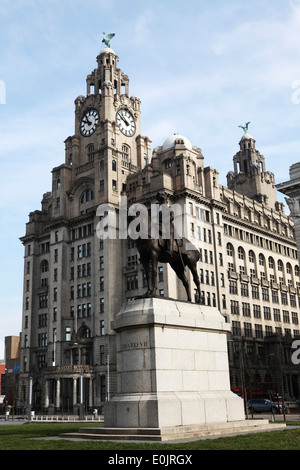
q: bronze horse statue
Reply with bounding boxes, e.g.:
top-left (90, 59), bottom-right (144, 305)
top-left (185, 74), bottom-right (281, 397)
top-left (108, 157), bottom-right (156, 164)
top-left (135, 235), bottom-right (201, 303)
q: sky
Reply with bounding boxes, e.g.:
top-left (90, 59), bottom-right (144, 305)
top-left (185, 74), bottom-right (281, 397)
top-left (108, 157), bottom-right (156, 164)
top-left (1, 0), bottom-right (300, 359)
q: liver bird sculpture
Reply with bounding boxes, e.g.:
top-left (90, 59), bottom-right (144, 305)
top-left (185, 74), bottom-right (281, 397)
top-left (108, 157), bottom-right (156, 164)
top-left (238, 121), bottom-right (250, 133)
top-left (102, 33), bottom-right (115, 48)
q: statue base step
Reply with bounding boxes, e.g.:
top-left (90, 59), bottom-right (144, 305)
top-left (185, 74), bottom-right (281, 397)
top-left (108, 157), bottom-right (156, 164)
top-left (61, 420), bottom-right (286, 442)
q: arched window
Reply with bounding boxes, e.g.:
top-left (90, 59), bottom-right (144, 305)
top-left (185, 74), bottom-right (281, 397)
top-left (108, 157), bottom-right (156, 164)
top-left (226, 243), bottom-right (234, 257)
top-left (87, 144), bottom-right (94, 162)
top-left (249, 250), bottom-right (255, 263)
top-left (268, 257), bottom-right (274, 269)
top-left (238, 247), bottom-right (245, 260)
top-left (41, 260), bottom-right (49, 273)
top-left (80, 189), bottom-right (94, 204)
top-left (295, 265), bottom-right (300, 277)
top-left (259, 254), bottom-right (265, 266)
top-left (122, 144), bottom-right (130, 161)
top-left (81, 327), bottom-right (91, 338)
top-left (286, 262), bottom-right (292, 275)
top-left (277, 260), bottom-right (283, 272)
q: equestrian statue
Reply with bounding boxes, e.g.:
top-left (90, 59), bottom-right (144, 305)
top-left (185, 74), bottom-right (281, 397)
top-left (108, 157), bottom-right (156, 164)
top-left (130, 193), bottom-right (201, 303)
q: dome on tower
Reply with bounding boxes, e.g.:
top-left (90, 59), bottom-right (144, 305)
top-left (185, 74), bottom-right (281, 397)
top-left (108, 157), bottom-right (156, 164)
top-left (100, 47), bottom-right (115, 55)
top-left (241, 132), bottom-right (254, 140)
top-left (162, 133), bottom-right (193, 151)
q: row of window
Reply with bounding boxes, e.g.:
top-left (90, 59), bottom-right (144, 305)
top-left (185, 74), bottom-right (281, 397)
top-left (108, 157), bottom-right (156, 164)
top-left (228, 280), bottom-right (299, 305)
top-left (224, 224), bottom-right (297, 259)
top-left (226, 243), bottom-right (299, 277)
top-left (231, 320), bottom-right (300, 339)
top-left (230, 301), bottom-right (299, 323)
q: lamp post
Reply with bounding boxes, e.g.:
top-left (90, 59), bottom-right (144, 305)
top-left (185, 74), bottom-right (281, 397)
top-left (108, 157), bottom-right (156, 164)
top-left (28, 376), bottom-right (32, 422)
top-left (79, 372), bottom-right (84, 420)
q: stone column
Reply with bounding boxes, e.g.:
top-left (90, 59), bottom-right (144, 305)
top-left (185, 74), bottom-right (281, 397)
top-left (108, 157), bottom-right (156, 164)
top-left (56, 378), bottom-right (60, 409)
top-left (89, 378), bottom-right (93, 408)
top-left (73, 378), bottom-right (77, 407)
top-left (44, 380), bottom-right (49, 408)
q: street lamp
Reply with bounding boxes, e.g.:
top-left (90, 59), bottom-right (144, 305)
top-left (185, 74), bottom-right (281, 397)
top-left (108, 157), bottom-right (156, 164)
top-left (28, 376), bottom-right (32, 422)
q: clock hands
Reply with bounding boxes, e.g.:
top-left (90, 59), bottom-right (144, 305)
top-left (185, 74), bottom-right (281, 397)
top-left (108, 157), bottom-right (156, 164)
top-left (118, 112), bottom-right (130, 127)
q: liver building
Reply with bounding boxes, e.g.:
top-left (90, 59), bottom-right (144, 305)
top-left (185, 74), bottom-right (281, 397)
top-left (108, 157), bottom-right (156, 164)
top-left (19, 41), bottom-right (300, 413)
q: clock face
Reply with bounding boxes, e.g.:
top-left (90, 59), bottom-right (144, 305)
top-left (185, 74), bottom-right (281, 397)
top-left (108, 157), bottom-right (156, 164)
top-left (116, 108), bottom-right (136, 137)
top-left (80, 109), bottom-right (99, 137)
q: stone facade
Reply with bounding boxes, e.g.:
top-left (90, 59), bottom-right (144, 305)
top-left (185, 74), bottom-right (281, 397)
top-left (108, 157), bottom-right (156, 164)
top-left (18, 45), bottom-right (300, 413)
top-left (277, 162), bottom-right (300, 261)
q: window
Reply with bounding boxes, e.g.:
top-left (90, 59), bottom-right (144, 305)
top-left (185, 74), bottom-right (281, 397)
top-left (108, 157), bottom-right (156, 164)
top-left (230, 300), bottom-right (239, 314)
top-left (122, 144), bottom-right (130, 161)
top-left (41, 260), bottom-right (49, 273)
top-left (253, 304), bottom-right (261, 318)
top-left (66, 327), bottom-right (71, 341)
top-left (249, 250), bottom-right (255, 263)
top-left (281, 292), bottom-right (288, 305)
top-left (232, 321), bottom-right (241, 336)
top-left (242, 302), bottom-right (250, 317)
top-left (262, 288), bottom-right (269, 301)
top-left (238, 247), bottom-right (244, 260)
top-left (241, 283), bottom-right (249, 297)
top-left (255, 324), bottom-right (263, 339)
top-left (100, 180), bottom-right (104, 191)
top-left (87, 144), bottom-right (94, 161)
top-left (252, 285), bottom-right (260, 299)
top-left (100, 320), bottom-right (105, 336)
top-left (263, 306), bottom-right (271, 320)
top-left (272, 290), bottom-right (279, 303)
top-left (227, 243), bottom-right (234, 257)
top-left (244, 323), bottom-right (252, 338)
top-left (283, 310), bottom-right (290, 323)
top-left (229, 280), bottom-right (238, 294)
top-left (112, 160), bottom-right (117, 171)
top-left (273, 309), bottom-right (281, 322)
top-left (259, 254), bottom-right (265, 266)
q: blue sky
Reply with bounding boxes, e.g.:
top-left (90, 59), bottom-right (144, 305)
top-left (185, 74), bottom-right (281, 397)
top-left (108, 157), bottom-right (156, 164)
top-left (1, 0), bottom-right (300, 358)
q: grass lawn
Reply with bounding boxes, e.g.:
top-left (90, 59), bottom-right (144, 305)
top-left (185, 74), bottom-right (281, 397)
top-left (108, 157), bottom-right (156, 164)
top-left (0, 421), bottom-right (300, 450)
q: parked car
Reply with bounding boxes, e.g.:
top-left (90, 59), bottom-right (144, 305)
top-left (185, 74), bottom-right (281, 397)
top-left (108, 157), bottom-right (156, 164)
top-left (247, 398), bottom-right (280, 414)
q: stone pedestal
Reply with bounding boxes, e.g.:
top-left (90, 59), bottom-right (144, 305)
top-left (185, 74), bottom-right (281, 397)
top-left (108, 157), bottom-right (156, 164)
top-left (104, 298), bottom-right (245, 429)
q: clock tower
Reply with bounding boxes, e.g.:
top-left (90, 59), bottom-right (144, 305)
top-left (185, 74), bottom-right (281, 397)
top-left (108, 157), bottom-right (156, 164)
top-left (63, 45), bottom-right (151, 210)
top-left (19, 40), bottom-right (151, 412)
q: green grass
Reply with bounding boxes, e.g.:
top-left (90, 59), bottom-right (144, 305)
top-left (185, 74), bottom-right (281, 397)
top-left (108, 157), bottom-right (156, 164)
top-left (0, 421), bottom-right (300, 450)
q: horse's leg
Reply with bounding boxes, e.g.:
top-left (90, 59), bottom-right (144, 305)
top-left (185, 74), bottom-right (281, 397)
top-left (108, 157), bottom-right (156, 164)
top-left (171, 262), bottom-right (191, 302)
top-left (191, 264), bottom-right (201, 303)
top-left (141, 256), bottom-right (152, 296)
top-left (151, 252), bottom-right (158, 296)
